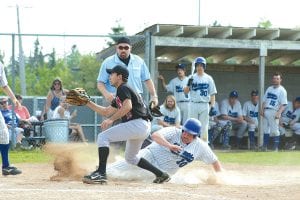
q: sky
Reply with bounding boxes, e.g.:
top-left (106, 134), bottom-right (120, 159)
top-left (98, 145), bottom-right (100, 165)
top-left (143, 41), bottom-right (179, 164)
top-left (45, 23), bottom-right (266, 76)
top-left (1, 0), bottom-right (300, 64)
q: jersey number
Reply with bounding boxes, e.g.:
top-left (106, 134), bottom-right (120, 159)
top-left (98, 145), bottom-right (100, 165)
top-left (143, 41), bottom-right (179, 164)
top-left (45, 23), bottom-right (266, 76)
top-left (269, 100), bottom-right (276, 106)
top-left (200, 90), bottom-right (208, 96)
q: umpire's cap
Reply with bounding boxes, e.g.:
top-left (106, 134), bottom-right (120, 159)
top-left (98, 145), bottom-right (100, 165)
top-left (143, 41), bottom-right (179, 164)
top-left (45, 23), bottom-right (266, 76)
top-left (106, 65), bottom-right (129, 80)
top-left (116, 37), bottom-right (131, 45)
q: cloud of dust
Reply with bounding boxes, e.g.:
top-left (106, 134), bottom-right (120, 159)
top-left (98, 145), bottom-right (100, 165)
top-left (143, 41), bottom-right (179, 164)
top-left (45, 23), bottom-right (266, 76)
top-left (43, 143), bottom-right (127, 181)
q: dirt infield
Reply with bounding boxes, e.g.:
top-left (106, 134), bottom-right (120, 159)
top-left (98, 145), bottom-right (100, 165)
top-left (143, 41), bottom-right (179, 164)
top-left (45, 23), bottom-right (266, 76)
top-left (1, 161), bottom-right (300, 200)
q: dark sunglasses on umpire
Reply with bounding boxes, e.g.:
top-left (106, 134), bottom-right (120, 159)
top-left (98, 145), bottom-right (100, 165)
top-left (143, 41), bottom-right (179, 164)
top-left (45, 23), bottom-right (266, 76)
top-left (118, 46), bottom-right (130, 50)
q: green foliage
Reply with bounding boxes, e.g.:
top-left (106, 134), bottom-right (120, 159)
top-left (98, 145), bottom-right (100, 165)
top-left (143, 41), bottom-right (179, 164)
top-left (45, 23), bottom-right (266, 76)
top-left (9, 149), bottom-right (52, 163)
top-left (258, 18), bottom-right (272, 28)
top-left (106, 19), bottom-right (127, 47)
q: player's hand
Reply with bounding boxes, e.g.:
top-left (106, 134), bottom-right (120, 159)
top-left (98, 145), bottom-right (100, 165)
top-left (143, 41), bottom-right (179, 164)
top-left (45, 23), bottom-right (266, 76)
top-left (150, 95), bottom-right (158, 106)
top-left (158, 75), bottom-right (164, 80)
top-left (275, 112), bottom-right (280, 119)
top-left (100, 119), bottom-right (113, 130)
top-left (168, 144), bottom-right (182, 152)
top-left (187, 78), bottom-right (193, 87)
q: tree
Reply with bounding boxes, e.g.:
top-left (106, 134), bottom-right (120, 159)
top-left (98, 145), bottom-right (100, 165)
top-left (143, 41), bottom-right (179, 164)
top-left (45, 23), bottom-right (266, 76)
top-left (258, 18), bottom-right (272, 28)
top-left (66, 45), bottom-right (81, 70)
top-left (106, 19), bottom-right (127, 47)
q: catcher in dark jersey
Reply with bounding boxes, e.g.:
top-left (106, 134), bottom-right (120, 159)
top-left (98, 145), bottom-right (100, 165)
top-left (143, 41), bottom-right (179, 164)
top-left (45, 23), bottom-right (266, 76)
top-left (83, 65), bottom-right (170, 184)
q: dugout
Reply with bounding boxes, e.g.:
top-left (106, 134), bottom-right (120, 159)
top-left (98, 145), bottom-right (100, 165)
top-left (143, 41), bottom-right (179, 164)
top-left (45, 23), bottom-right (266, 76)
top-left (97, 24), bottom-right (300, 145)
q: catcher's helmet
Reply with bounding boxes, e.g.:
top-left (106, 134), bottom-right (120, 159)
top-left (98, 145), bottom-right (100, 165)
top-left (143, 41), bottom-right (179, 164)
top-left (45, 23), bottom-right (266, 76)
top-left (182, 118), bottom-right (202, 136)
top-left (194, 57), bottom-right (207, 69)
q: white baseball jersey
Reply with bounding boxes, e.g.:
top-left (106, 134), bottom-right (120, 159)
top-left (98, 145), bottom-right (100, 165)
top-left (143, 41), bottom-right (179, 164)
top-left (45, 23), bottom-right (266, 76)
top-left (166, 77), bottom-right (189, 102)
top-left (152, 105), bottom-right (181, 126)
top-left (52, 106), bottom-right (71, 119)
top-left (189, 73), bottom-right (217, 103)
top-left (291, 107), bottom-right (300, 135)
top-left (146, 127), bottom-right (217, 174)
top-left (243, 100), bottom-right (259, 123)
top-left (220, 99), bottom-right (243, 118)
top-left (290, 107), bottom-right (300, 124)
top-left (0, 62), bottom-right (9, 144)
top-left (280, 101), bottom-right (293, 124)
top-left (263, 85), bottom-right (288, 111)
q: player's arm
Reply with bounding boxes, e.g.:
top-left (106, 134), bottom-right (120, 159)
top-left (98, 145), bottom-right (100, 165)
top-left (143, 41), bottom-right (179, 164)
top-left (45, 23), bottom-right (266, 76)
top-left (144, 79), bottom-right (158, 106)
top-left (151, 131), bottom-right (182, 152)
top-left (276, 104), bottom-right (286, 119)
top-left (1, 85), bottom-right (20, 108)
top-left (212, 160), bottom-right (223, 172)
top-left (97, 82), bottom-right (114, 103)
top-left (158, 75), bottom-right (167, 91)
top-left (86, 101), bottom-right (116, 117)
top-left (210, 94), bottom-right (216, 108)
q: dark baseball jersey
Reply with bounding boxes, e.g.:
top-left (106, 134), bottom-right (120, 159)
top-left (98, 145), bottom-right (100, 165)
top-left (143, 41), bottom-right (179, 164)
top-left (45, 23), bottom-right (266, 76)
top-left (111, 83), bottom-right (149, 122)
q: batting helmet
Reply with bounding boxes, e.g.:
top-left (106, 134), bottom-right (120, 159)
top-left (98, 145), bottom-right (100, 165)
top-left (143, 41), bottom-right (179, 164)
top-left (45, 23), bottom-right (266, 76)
top-left (182, 118), bottom-right (202, 136)
top-left (194, 57), bottom-right (207, 70)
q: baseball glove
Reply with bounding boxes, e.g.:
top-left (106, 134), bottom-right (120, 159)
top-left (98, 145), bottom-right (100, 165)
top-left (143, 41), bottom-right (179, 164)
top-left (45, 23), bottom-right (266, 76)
top-left (65, 88), bottom-right (90, 106)
top-left (149, 101), bottom-right (163, 117)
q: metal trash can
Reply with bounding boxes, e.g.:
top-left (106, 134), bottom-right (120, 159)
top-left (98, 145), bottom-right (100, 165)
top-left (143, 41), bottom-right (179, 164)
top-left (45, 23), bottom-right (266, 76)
top-left (43, 119), bottom-right (69, 143)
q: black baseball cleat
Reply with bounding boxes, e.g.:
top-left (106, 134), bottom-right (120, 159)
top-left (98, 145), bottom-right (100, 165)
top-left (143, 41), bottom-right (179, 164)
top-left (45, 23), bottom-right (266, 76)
top-left (153, 172), bottom-right (170, 184)
top-left (82, 171), bottom-right (107, 184)
top-left (2, 166), bottom-right (22, 176)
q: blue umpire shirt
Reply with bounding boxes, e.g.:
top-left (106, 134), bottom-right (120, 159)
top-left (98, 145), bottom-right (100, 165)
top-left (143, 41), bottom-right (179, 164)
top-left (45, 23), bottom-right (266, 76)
top-left (97, 53), bottom-right (151, 95)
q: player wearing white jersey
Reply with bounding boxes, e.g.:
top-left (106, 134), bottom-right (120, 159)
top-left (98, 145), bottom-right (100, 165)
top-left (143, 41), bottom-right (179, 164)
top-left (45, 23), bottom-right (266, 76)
top-left (208, 102), bottom-right (232, 150)
top-left (220, 91), bottom-right (247, 149)
top-left (260, 72), bottom-right (288, 151)
top-left (280, 97), bottom-right (300, 150)
top-left (159, 64), bottom-right (189, 124)
top-left (107, 118), bottom-right (222, 180)
top-left (184, 57), bottom-right (217, 142)
top-left (243, 90), bottom-right (259, 150)
top-left (151, 95), bottom-right (181, 132)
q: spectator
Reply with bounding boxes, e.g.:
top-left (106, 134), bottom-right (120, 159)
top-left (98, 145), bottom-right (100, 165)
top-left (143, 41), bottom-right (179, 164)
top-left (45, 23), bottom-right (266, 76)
top-left (0, 61), bottom-right (21, 176)
top-left (41, 78), bottom-right (68, 120)
top-left (260, 72), bottom-right (288, 151)
top-left (151, 95), bottom-right (181, 132)
top-left (97, 37), bottom-right (158, 106)
top-left (0, 98), bottom-right (24, 148)
top-left (52, 101), bottom-right (88, 143)
top-left (8, 94), bottom-right (39, 136)
top-left (208, 102), bottom-right (231, 150)
top-left (158, 63), bottom-right (189, 124)
top-left (220, 91), bottom-right (247, 149)
top-left (243, 90), bottom-right (259, 150)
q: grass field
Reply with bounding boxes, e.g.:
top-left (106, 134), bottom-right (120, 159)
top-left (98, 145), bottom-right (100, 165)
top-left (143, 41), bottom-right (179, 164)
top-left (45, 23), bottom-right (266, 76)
top-left (6, 148), bottom-right (300, 166)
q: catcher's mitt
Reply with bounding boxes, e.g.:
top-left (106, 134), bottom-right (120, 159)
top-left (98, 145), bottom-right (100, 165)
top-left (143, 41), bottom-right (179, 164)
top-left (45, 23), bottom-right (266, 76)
top-left (65, 88), bottom-right (90, 106)
top-left (149, 101), bottom-right (163, 117)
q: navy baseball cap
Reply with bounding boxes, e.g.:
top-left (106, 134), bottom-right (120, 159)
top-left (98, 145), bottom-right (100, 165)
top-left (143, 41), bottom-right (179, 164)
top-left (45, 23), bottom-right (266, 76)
top-left (175, 63), bottom-right (186, 69)
top-left (106, 65), bottom-right (129, 80)
top-left (229, 90), bottom-right (238, 98)
top-left (295, 96), bottom-right (300, 102)
top-left (116, 37), bottom-right (131, 45)
top-left (251, 90), bottom-right (259, 96)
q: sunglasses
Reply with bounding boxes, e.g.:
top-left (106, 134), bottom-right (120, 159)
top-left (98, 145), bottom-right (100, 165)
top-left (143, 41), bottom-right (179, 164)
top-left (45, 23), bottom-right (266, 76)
top-left (118, 46), bottom-right (130, 50)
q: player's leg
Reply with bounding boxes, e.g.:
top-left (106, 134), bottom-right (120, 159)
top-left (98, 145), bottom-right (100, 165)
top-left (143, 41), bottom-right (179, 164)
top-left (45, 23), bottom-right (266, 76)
top-left (0, 118), bottom-right (22, 176)
top-left (219, 120), bottom-right (232, 149)
top-left (262, 110), bottom-right (272, 150)
top-left (269, 111), bottom-right (280, 151)
top-left (198, 103), bottom-right (210, 142)
top-left (248, 123), bottom-right (257, 149)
